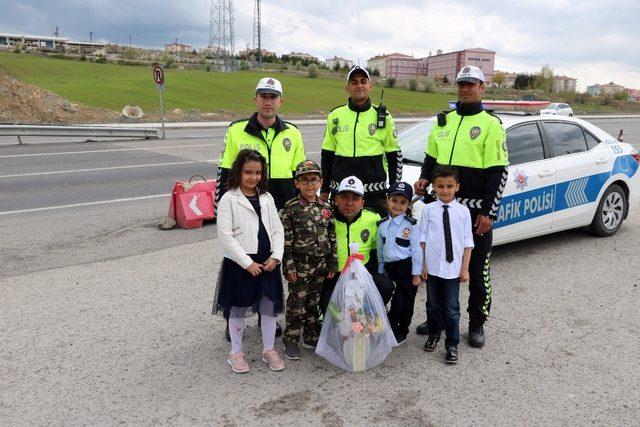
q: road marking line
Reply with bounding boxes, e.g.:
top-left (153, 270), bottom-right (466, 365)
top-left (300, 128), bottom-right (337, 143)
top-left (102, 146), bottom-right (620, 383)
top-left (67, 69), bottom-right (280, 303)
top-left (0, 144), bottom-right (213, 159)
top-left (0, 160), bottom-right (218, 179)
top-left (0, 194), bottom-right (171, 216)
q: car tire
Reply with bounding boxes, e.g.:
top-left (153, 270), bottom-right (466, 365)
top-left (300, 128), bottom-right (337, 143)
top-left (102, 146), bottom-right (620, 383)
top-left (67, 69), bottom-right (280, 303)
top-left (588, 184), bottom-right (627, 237)
top-left (569, 113), bottom-right (574, 117)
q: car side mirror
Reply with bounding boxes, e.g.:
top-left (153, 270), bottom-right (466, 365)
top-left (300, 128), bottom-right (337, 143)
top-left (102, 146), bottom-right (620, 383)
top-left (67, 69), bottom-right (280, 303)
top-left (617, 129), bottom-right (624, 142)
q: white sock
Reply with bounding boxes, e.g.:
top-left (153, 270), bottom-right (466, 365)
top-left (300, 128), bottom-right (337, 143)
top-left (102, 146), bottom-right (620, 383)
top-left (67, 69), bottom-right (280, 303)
top-left (228, 317), bottom-right (244, 354)
top-left (260, 315), bottom-right (276, 353)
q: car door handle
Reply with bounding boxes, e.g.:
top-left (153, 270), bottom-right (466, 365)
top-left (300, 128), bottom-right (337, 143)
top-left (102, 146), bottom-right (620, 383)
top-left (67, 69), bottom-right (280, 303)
top-left (537, 170), bottom-right (554, 178)
top-left (595, 158), bottom-right (609, 165)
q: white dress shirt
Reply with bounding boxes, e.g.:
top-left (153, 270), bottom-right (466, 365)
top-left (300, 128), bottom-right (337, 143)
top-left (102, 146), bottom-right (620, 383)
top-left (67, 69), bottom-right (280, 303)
top-left (419, 198), bottom-right (474, 279)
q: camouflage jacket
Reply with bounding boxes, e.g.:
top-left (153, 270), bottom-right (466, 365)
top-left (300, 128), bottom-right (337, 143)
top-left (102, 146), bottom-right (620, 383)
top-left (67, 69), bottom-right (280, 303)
top-left (281, 196), bottom-right (338, 276)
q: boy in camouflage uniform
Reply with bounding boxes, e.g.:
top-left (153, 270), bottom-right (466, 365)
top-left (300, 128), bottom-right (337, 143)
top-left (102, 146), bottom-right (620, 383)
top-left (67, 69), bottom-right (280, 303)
top-left (281, 160), bottom-right (339, 360)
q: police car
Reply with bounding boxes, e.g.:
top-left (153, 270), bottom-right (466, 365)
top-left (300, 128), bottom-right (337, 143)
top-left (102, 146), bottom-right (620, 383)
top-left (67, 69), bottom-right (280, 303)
top-left (400, 114), bottom-right (640, 245)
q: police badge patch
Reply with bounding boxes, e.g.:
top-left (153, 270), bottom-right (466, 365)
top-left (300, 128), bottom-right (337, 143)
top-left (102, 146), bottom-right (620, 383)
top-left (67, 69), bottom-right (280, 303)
top-left (368, 123), bottom-right (377, 135)
top-left (470, 126), bottom-right (481, 140)
top-left (402, 227), bottom-right (411, 239)
top-left (393, 129), bottom-right (398, 138)
top-left (361, 229), bottom-right (370, 243)
top-left (282, 137), bottom-right (292, 151)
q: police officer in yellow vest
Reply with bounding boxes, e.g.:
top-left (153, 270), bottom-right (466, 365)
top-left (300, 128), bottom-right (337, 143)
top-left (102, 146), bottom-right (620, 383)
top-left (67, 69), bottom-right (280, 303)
top-left (317, 176), bottom-right (395, 327)
top-left (216, 77), bottom-right (306, 210)
top-left (216, 77), bottom-right (305, 341)
top-left (320, 66), bottom-right (403, 217)
top-left (414, 65), bottom-right (508, 348)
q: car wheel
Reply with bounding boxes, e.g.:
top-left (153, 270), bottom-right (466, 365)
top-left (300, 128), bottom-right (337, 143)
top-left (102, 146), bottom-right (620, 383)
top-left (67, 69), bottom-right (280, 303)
top-left (569, 113), bottom-right (574, 117)
top-left (589, 184), bottom-right (627, 236)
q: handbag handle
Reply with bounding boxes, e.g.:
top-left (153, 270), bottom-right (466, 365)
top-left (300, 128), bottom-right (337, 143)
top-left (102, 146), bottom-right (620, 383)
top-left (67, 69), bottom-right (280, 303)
top-left (188, 175), bottom-right (207, 183)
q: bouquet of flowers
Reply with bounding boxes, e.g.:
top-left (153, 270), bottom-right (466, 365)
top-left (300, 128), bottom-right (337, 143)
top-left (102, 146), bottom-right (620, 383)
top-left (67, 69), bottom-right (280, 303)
top-left (316, 243), bottom-right (398, 372)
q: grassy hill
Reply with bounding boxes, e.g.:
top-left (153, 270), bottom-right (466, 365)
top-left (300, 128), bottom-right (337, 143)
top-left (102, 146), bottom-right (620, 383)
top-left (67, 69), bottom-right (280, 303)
top-left (0, 52), bottom-right (453, 116)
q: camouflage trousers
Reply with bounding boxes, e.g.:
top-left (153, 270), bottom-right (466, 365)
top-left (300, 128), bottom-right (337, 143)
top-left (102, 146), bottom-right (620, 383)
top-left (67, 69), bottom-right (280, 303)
top-left (283, 261), bottom-right (326, 345)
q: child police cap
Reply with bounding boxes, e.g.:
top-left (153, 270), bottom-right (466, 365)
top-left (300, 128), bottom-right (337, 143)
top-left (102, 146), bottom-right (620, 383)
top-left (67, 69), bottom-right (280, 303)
top-left (346, 66), bottom-right (370, 82)
top-left (456, 65), bottom-right (485, 84)
top-left (295, 160), bottom-right (322, 177)
top-left (337, 176), bottom-right (364, 196)
top-left (255, 77), bottom-right (282, 96)
top-left (387, 181), bottom-right (413, 200)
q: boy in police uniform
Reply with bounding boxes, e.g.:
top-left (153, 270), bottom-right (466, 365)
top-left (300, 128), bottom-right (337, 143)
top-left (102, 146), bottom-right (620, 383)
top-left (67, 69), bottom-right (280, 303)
top-left (377, 182), bottom-right (423, 345)
top-left (280, 160), bottom-right (338, 360)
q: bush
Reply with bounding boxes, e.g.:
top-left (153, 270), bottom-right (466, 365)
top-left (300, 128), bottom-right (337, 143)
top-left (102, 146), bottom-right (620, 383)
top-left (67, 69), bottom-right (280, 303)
top-left (384, 77), bottom-right (396, 88)
top-left (295, 61), bottom-right (302, 71)
top-left (307, 63), bottom-right (319, 78)
top-left (80, 54), bottom-right (86, 61)
top-left (13, 47), bottom-right (21, 53)
top-left (442, 75), bottom-right (450, 84)
top-left (239, 60), bottom-right (249, 71)
top-left (371, 69), bottom-right (380, 77)
top-left (408, 79), bottom-right (418, 91)
top-left (94, 55), bottom-right (108, 63)
top-left (423, 77), bottom-right (435, 93)
top-left (613, 90), bottom-right (629, 101)
top-left (163, 56), bottom-right (175, 68)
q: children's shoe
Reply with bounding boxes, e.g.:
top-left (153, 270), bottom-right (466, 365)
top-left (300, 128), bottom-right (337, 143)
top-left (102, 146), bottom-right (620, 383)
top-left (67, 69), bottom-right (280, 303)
top-left (262, 349), bottom-right (285, 371)
top-left (446, 347), bottom-right (458, 364)
top-left (227, 351), bottom-right (250, 374)
top-left (283, 342), bottom-right (301, 360)
top-left (423, 334), bottom-right (440, 352)
top-left (301, 339), bottom-right (317, 350)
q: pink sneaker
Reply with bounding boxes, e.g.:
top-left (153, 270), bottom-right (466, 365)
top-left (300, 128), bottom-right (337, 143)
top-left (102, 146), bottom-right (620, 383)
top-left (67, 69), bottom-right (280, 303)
top-left (227, 351), bottom-right (250, 374)
top-left (262, 349), bottom-right (285, 371)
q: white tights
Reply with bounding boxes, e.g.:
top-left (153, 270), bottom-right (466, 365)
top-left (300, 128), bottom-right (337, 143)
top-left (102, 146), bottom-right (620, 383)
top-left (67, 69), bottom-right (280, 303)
top-left (228, 296), bottom-right (276, 354)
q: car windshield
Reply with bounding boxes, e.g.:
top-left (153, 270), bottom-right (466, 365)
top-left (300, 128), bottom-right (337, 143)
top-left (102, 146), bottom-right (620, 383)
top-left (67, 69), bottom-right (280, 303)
top-left (547, 103), bottom-right (559, 109)
top-left (398, 118), bottom-right (434, 163)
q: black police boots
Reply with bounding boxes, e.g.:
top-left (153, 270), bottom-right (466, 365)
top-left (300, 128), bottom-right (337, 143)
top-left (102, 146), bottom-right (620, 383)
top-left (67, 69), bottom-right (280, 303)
top-left (415, 320), bottom-right (429, 335)
top-left (468, 324), bottom-right (485, 348)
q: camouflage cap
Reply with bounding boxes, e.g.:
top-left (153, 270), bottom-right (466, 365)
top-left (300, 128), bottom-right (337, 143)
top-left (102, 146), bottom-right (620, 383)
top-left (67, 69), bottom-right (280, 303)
top-left (295, 160), bottom-right (322, 178)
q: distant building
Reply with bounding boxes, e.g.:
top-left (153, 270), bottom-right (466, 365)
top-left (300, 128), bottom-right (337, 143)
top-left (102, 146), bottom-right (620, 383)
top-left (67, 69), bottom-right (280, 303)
top-left (236, 47), bottom-right (276, 59)
top-left (367, 47), bottom-right (496, 82)
top-left (164, 42), bottom-right (192, 54)
top-left (587, 82), bottom-right (626, 96)
top-left (492, 71), bottom-right (517, 88)
top-left (326, 56), bottom-right (354, 69)
top-left (553, 75), bottom-right (577, 93)
top-left (626, 88), bottom-right (639, 102)
top-left (287, 51), bottom-right (319, 62)
top-left (0, 32), bottom-right (105, 54)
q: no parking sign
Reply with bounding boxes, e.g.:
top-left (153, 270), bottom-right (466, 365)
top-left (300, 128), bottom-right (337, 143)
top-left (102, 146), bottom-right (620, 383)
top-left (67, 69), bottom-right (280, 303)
top-left (152, 64), bottom-right (165, 138)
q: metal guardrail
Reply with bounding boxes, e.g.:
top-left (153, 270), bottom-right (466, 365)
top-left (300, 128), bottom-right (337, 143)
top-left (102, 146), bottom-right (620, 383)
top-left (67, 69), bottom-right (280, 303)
top-left (0, 125), bottom-right (160, 144)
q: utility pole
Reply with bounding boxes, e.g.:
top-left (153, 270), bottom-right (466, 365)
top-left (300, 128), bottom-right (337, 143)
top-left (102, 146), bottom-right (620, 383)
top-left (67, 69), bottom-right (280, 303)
top-left (129, 34), bottom-right (132, 48)
top-left (209, 0), bottom-right (235, 71)
top-left (253, 0), bottom-right (261, 64)
top-left (89, 31), bottom-right (93, 42)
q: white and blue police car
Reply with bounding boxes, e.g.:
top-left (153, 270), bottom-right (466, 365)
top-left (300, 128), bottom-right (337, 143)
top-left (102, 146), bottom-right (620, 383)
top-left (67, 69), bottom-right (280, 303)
top-left (400, 114), bottom-right (640, 245)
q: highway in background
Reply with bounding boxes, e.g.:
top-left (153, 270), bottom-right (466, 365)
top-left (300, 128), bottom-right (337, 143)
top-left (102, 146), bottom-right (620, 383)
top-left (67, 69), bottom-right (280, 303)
top-left (1, 118), bottom-right (638, 278)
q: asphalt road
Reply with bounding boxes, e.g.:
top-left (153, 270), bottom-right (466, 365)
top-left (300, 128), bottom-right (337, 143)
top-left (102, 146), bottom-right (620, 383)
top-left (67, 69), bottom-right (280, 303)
top-left (1, 118), bottom-right (640, 424)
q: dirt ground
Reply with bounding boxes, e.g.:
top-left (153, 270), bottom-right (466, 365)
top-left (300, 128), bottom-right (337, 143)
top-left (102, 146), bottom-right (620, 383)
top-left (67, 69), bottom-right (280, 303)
top-left (0, 73), bottom-right (237, 125)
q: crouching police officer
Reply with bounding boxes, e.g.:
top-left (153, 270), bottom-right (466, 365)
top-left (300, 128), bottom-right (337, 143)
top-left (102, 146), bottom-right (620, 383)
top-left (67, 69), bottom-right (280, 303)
top-left (320, 66), bottom-right (403, 217)
top-left (315, 175), bottom-right (395, 339)
top-left (414, 66), bottom-right (508, 348)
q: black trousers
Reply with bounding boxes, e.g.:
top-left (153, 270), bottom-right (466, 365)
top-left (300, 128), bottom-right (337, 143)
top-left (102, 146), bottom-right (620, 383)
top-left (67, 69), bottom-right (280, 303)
top-left (385, 258), bottom-right (418, 337)
top-left (317, 270), bottom-right (395, 325)
top-left (467, 219), bottom-right (493, 327)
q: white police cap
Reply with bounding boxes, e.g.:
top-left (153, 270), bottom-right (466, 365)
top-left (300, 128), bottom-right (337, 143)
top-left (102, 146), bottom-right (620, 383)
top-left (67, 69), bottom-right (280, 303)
top-left (456, 66), bottom-right (485, 84)
top-left (255, 77), bottom-right (282, 96)
top-left (337, 176), bottom-right (364, 196)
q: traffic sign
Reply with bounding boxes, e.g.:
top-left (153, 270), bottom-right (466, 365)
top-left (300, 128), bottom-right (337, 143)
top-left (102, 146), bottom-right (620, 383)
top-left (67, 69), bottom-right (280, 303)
top-left (152, 65), bottom-right (164, 85)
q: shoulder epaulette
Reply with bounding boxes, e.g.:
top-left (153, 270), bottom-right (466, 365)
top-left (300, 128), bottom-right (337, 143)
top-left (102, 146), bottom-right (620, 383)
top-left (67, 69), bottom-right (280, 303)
top-left (228, 118), bottom-right (249, 127)
top-left (485, 109), bottom-right (503, 124)
top-left (405, 216), bottom-right (417, 225)
top-left (377, 217), bottom-right (390, 226)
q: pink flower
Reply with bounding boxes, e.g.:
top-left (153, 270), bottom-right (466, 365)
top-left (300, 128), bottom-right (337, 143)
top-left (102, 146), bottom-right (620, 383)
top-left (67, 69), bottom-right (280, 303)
top-left (322, 209), bottom-right (332, 219)
top-left (352, 322), bottom-right (364, 334)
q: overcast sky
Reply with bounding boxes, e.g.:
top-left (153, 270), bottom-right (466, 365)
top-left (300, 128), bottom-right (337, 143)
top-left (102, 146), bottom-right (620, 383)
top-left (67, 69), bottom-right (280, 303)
top-left (2, 0), bottom-right (639, 90)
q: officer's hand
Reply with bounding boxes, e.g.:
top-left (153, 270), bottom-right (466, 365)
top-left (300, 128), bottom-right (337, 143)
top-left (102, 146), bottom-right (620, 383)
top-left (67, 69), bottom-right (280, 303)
top-left (412, 275), bottom-right (422, 287)
top-left (414, 179), bottom-right (429, 196)
top-left (286, 272), bottom-right (297, 283)
top-left (421, 269), bottom-right (429, 281)
top-left (320, 192), bottom-right (330, 202)
top-left (474, 214), bottom-right (493, 235)
top-left (263, 258), bottom-right (279, 272)
top-left (326, 271), bottom-right (335, 279)
top-left (460, 270), bottom-right (469, 283)
top-left (246, 262), bottom-right (263, 277)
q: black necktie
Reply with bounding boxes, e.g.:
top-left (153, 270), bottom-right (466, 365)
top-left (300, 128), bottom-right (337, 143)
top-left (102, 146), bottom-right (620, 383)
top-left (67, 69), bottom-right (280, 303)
top-left (443, 205), bottom-right (453, 263)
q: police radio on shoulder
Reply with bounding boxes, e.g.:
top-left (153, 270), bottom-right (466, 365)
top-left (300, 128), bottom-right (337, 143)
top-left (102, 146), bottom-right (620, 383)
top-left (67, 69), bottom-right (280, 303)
top-left (376, 90), bottom-right (386, 129)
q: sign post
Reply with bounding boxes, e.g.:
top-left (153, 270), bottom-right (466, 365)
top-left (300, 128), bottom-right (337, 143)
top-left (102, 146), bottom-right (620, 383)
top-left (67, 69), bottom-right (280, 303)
top-left (152, 64), bottom-right (166, 139)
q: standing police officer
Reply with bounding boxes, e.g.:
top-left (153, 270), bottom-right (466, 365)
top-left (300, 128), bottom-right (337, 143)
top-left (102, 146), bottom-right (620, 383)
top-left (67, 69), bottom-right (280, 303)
top-left (215, 77), bottom-right (305, 341)
top-left (414, 66), bottom-right (508, 348)
top-left (320, 66), bottom-right (403, 217)
top-left (215, 77), bottom-right (306, 210)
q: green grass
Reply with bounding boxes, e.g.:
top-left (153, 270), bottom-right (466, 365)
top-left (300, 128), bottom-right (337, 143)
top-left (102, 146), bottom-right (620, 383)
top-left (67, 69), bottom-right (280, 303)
top-left (0, 52), bottom-right (452, 116)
